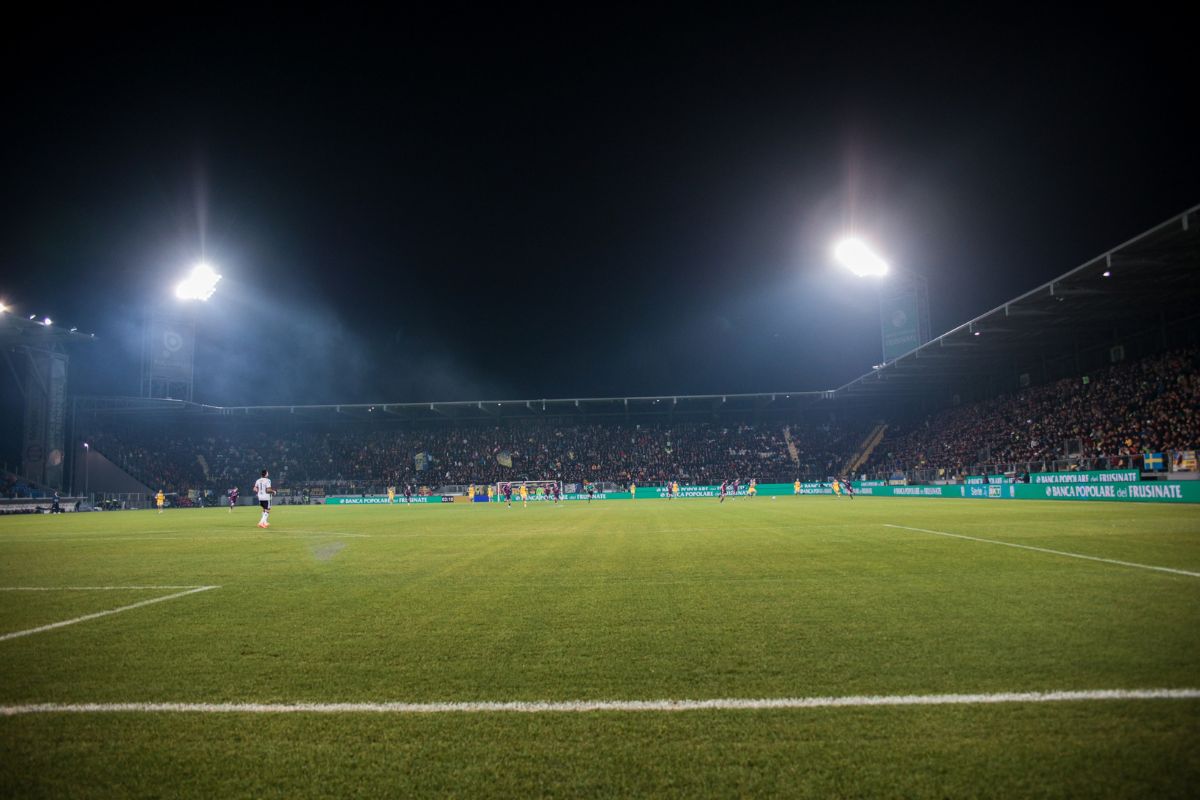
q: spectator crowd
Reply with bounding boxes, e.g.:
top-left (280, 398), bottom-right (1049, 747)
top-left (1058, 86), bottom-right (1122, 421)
top-left (89, 418), bottom-right (868, 495)
top-left (865, 347), bottom-right (1199, 477)
top-left (82, 347), bottom-right (1198, 495)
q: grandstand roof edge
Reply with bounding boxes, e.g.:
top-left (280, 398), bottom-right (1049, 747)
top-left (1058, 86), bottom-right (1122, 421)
top-left (831, 203), bottom-right (1200, 397)
top-left (75, 391), bottom-right (833, 415)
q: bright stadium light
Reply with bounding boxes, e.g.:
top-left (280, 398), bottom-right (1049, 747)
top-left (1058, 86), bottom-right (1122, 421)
top-left (833, 237), bottom-right (889, 277)
top-left (0, 301), bottom-right (7, 313)
top-left (175, 262), bottom-right (222, 301)
top-left (43, 317), bottom-right (52, 326)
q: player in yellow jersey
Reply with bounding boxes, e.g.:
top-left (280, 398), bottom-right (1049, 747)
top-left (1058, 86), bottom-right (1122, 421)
top-left (630, 482), bottom-right (637, 499)
top-left (519, 483), bottom-right (528, 507)
top-left (831, 479), bottom-right (842, 497)
top-left (748, 478), bottom-right (757, 498)
top-left (793, 479), bottom-right (801, 496)
top-left (387, 486), bottom-right (395, 504)
top-left (155, 490), bottom-right (165, 514)
top-left (487, 485), bottom-right (494, 503)
top-left (467, 484), bottom-right (475, 504)
top-left (672, 481), bottom-right (679, 499)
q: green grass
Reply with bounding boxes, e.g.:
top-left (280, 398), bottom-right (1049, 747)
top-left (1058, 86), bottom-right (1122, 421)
top-left (1, 497), bottom-right (1198, 797)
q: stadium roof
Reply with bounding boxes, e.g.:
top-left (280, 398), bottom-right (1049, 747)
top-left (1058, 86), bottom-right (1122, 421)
top-left (76, 205), bottom-right (1199, 420)
top-left (832, 203), bottom-right (1200, 401)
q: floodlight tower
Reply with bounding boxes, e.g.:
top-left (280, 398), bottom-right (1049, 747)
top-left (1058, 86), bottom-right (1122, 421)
top-left (140, 262), bottom-right (222, 401)
top-left (1, 302), bottom-right (96, 491)
top-left (833, 237), bottom-right (931, 363)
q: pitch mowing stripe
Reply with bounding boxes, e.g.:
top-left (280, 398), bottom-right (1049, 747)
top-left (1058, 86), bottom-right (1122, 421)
top-left (0, 586), bottom-right (220, 642)
top-left (2, 689), bottom-right (1197, 716)
top-left (884, 524), bottom-right (1200, 577)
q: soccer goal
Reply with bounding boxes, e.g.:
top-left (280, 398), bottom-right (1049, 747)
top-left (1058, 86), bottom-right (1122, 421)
top-left (495, 480), bottom-right (561, 500)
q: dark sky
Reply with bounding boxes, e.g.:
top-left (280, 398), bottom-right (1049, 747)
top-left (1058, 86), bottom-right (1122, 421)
top-left (2, 9), bottom-right (1197, 407)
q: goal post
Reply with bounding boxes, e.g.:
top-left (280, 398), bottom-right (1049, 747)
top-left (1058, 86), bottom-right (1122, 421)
top-left (494, 480), bottom-right (561, 500)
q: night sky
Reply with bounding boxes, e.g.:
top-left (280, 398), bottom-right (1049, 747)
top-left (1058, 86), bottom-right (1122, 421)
top-left (2, 10), bottom-right (1196, 411)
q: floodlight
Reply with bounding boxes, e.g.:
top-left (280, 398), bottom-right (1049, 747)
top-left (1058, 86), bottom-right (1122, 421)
top-left (833, 237), bottom-right (889, 277)
top-left (175, 262), bottom-right (222, 301)
top-left (43, 317), bottom-right (52, 326)
top-left (0, 302), bottom-right (7, 313)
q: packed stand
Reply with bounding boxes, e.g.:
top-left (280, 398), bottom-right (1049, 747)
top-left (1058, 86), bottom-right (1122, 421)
top-left (865, 347), bottom-right (1200, 478)
top-left (87, 418), bottom-right (869, 495)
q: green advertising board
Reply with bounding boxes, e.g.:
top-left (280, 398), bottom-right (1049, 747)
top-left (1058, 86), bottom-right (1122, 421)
top-left (325, 479), bottom-right (1199, 505)
top-left (325, 495), bottom-right (447, 504)
top-left (1014, 481), bottom-right (1200, 502)
top-left (854, 481), bottom-right (1200, 503)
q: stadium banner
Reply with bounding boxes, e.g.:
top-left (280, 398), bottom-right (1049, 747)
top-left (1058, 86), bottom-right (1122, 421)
top-left (880, 290), bottom-right (920, 361)
top-left (1029, 470), bottom-right (1140, 484)
top-left (1171, 450), bottom-right (1197, 472)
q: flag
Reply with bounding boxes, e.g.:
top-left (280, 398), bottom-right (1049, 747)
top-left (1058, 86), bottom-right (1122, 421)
top-left (496, 451), bottom-right (513, 469)
top-left (1143, 452), bottom-right (1164, 470)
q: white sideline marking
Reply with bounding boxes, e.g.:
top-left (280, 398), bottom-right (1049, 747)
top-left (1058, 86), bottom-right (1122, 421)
top-left (0, 586), bottom-right (208, 591)
top-left (884, 524), bottom-right (1200, 578)
top-left (0, 586), bottom-right (220, 642)
top-left (0, 532), bottom-right (370, 544)
top-left (1, 688), bottom-right (1196, 716)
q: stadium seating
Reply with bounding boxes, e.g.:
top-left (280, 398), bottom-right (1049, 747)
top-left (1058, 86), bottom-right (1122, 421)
top-left (863, 347), bottom-right (1199, 478)
top-left (81, 347), bottom-right (1198, 495)
top-left (87, 419), bottom-right (870, 495)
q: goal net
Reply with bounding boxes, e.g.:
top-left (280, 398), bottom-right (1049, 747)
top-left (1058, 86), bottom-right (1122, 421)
top-left (494, 480), bottom-right (561, 500)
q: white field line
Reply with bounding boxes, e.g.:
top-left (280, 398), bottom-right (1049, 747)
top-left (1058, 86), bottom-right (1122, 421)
top-left (0, 586), bottom-right (220, 643)
top-left (0, 532), bottom-right (369, 543)
top-left (884, 524), bottom-right (1200, 578)
top-left (0, 586), bottom-right (210, 591)
top-left (2, 688), bottom-right (1197, 717)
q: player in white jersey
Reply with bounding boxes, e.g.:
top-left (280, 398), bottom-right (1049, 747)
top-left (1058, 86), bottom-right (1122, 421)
top-left (253, 469), bottom-right (275, 528)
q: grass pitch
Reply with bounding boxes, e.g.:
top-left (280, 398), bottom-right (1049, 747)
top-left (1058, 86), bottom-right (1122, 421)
top-left (1, 497), bottom-right (1198, 797)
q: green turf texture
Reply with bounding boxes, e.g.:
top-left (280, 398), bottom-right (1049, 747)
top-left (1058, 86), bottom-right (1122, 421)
top-left (1, 498), bottom-right (1197, 798)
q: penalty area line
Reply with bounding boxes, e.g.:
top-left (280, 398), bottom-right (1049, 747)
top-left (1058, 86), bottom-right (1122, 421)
top-left (883, 524), bottom-right (1200, 578)
top-left (2, 688), bottom-right (1198, 716)
top-left (0, 586), bottom-right (220, 643)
